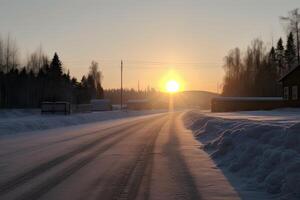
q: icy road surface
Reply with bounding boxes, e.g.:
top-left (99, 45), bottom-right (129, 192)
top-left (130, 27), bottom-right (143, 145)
top-left (0, 112), bottom-right (239, 200)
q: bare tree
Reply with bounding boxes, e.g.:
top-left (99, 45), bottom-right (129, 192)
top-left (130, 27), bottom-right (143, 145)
top-left (4, 35), bottom-right (11, 73)
top-left (281, 8), bottom-right (300, 65)
top-left (0, 36), bottom-right (4, 71)
top-left (88, 61), bottom-right (104, 99)
top-left (89, 61), bottom-right (103, 90)
top-left (222, 39), bottom-right (278, 97)
top-left (223, 48), bottom-right (242, 80)
top-left (3, 35), bottom-right (19, 73)
top-left (11, 38), bottom-right (19, 69)
top-left (27, 45), bottom-right (49, 74)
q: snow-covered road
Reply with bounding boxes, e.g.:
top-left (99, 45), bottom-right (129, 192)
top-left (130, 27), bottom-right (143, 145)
top-left (0, 112), bottom-right (239, 200)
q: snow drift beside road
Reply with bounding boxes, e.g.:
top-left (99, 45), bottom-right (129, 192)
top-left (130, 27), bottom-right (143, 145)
top-left (184, 109), bottom-right (300, 200)
top-left (0, 109), bottom-right (166, 135)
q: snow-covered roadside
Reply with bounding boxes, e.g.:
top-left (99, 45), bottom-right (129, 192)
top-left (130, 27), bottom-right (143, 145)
top-left (184, 109), bottom-right (300, 200)
top-left (0, 109), bottom-right (167, 135)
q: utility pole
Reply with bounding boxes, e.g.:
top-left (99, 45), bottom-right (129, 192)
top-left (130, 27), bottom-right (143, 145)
top-left (138, 80), bottom-right (140, 92)
top-left (121, 60), bottom-right (123, 110)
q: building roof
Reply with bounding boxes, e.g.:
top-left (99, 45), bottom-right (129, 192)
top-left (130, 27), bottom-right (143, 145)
top-left (279, 65), bottom-right (300, 82)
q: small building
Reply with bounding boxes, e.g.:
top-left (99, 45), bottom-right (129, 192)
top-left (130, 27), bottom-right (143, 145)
top-left (279, 65), bottom-right (300, 103)
top-left (91, 99), bottom-right (112, 111)
top-left (127, 99), bottom-right (151, 110)
top-left (41, 102), bottom-right (71, 114)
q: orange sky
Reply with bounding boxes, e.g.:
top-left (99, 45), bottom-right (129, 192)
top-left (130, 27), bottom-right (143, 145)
top-left (1, 0), bottom-right (299, 93)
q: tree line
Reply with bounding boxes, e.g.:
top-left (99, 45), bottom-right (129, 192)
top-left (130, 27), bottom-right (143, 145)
top-left (104, 88), bottom-right (157, 104)
top-left (0, 36), bottom-right (104, 108)
top-left (222, 8), bottom-right (300, 97)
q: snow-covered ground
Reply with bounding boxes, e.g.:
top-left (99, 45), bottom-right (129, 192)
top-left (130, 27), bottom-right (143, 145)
top-left (184, 109), bottom-right (300, 200)
top-left (0, 109), bottom-right (167, 136)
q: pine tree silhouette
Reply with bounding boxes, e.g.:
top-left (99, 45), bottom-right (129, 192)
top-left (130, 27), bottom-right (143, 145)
top-left (276, 38), bottom-right (285, 75)
top-left (50, 52), bottom-right (63, 77)
top-left (285, 32), bottom-right (296, 71)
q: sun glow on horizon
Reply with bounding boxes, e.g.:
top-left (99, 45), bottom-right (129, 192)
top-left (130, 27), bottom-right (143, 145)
top-left (166, 80), bottom-right (179, 93)
top-left (159, 70), bottom-right (185, 93)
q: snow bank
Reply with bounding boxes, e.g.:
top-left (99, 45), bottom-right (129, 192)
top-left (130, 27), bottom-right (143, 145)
top-left (184, 110), bottom-right (300, 199)
top-left (0, 109), bottom-right (166, 135)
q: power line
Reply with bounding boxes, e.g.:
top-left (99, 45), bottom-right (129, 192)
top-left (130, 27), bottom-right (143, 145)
top-left (63, 60), bottom-right (222, 70)
top-left (63, 59), bottom-right (222, 65)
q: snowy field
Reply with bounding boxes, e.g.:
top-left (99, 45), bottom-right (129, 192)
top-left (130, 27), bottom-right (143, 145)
top-left (0, 109), bottom-right (167, 136)
top-left (184, 109), bottom-right (300, 200)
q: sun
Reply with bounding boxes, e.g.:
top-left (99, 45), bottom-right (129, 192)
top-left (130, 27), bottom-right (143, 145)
top-left (166, 80), bottom-right (180, 93)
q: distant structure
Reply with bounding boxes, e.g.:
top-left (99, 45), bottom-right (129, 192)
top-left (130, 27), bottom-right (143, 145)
top-left (91, 99), bottom-right (112, 111)
top-left (279, 65), bottom-right (300, 101)
top-left (41, 102), bottom-right (71, 115)
top-left (127, 99), bottom-right (151, 110)
top-left (211, 97), bottom-right (283, 112)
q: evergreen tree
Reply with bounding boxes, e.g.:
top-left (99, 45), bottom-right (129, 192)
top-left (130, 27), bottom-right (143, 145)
top-left (281, 9), bottom-right (300, 65)
top-left (96, 82), bottom-right (104, 99)
top-left (269, 46), bottom-right (276, 64)
top-left (276, 38), bottom-right (285, 75)
top-left (48, 53), bottom-right (63, 101)
top-left (0, 48), bottom-right (101, 107)
top-left (269, 46), bottom-right (279, 81)
top-left (87, 74), bottom-right (96, 99)
top-left (50, 52), bottom-right (63, 77)
top-left (285, 32), bottom-right (296, 70)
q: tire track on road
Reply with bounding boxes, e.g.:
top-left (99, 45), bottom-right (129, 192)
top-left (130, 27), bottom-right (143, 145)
top-left (108, 118), bottom-right (166, 200)
top-left (14, 122), bottom-right (150, 200)
top-left (0, 115), bottom-right (163, 159)
top-left (164, 114), bottom-right (202, 200)
top-left (0, 115), bottom-right (164, 197)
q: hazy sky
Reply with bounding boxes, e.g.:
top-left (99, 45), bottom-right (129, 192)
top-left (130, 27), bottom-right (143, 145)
top-left (1, 0), bottom-right (299, 92)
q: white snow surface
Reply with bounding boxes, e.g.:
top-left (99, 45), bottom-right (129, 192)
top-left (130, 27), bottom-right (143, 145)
top-left (0, 109), bottom-right (167, 136)
top-left (184, 109), bottom-right (300, 200)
